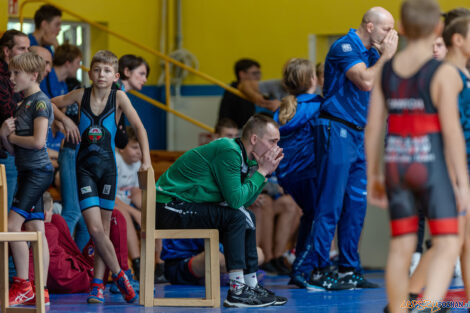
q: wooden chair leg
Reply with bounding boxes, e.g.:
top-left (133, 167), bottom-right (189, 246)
top-left (0, 242), bottom-right (8, 312)
top-left (209, 232), bottom-right (220, 308)
top-left (33, 233), bottom-right (45, 313)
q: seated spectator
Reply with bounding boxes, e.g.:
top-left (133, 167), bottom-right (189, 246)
top-left (114, 54), bottom-right (150, 149)
top-left (251, 177), bottom-right (301, 275)
top-left (161, 239), bottom-right (265, 286)
top-left (218, 59), bottom-right (285, 129)
top-left (28, 192), bottom-right (137, 294)
top-left (40, 43), bottom-right (82, 98)
top-left (156, 114), bottom-right (287, 307)
top-left (28, 4), bottom-right (62, 55)
top-left (29, 46), bottom-right (52, 79)
top-left (214, 118), bottom-right (238, 139)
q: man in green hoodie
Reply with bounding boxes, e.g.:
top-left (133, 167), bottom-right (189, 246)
top-left (156, 114), bottom-right (286, 308)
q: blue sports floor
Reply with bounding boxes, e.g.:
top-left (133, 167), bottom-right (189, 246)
top-left (14, 271), bottom-right (470, 312)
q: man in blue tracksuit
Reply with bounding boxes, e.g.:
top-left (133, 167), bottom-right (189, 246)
top-left (310, 7), bottom-right (398, 289)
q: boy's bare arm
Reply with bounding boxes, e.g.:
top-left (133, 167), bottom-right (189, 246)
top-left (116, 91), bottom-right (151, 170)
top-left (433, 64), bottom-right (470, 210)
top-left (130, 187), bottom-right (142, 210)
top-left (9, 117), bottom-right (48, 150)
top-left (51, 89), bottom-right (84, 144)
top-left (365, 67), bottom-right (388, 209)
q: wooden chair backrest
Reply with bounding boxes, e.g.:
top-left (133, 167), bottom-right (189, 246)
top-left (0, 165), bottom-right (7, 233)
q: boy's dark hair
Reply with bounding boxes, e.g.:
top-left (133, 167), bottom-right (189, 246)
top-left (443, 7), bottom-right (470, 28)
top-left (125, 126), bottom-right (138, 143)
top-left (241, 114), bottom-right (278, 141)
top-left (215, 118), bottom-right (238, 134)
top-left (34, 4), bottom-right (62, 30)
top-left (443, 16), bottom-right (470, 48)
top-left (401, 0), bottom-right (441, 40)
top-left (234, 58), bottom-right (260, 82)
top-left (119, 54), bottom-right (150, 80)
top-left (53, 43), bottom-right (82, 66)
top-left (0, 29), bottom-right (27, 60)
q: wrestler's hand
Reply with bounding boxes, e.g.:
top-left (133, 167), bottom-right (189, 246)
top-left (62, 116), bottom-right (81, 144)
top-left (254, 145), bottom-right (284, 177)
top-left (373, 29), bottom-right (398, 60)
top-left (456, 184), bottom-right (470, 213)
top-left (367, 175), bottom-right (388, 210)
top-left (0, 118), bottom-right (15, 137)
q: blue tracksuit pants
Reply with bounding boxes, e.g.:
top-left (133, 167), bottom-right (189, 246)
top-left (312, 119), bottom-right (367, 270)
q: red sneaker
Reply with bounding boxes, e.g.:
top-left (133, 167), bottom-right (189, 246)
top-left (25, 285), bottom-right (50, 306)
top-left (9, 277), bottom-right (34, 306)
top-left (87, 283), bottom-right (105, 304)
top-left (112, 270), bottom-right (137, 303)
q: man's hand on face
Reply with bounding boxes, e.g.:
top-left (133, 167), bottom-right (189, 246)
top-left (373, 29), bottom-right (399, 60)
top-left (253, 145), bottom-right (284, 177)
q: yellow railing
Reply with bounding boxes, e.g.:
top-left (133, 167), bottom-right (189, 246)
top-left (19, 0), bottom-right (250, 133)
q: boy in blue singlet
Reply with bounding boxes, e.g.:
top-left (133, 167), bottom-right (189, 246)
top-left (366, 1), bottom-right (470, 312)
top-left (52, 50), bottom-right (151, 304)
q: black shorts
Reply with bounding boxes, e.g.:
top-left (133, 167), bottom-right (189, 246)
top-left (386, 160), bottom-right (458, 237)
top-left (11, 168), bottom-right (54, 221)
top-left (164, 257), bottom-right (204, 285)
top-left (76, 155), bottom-right (116, 211)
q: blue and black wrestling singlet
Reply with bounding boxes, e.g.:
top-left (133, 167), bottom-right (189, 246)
top-left (382, 58), bottom-right (458, 237)
top-left (76, 87), bottom-right (118, 211)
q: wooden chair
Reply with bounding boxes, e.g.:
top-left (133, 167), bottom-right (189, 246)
top-left (0, 164), bottom-right (45, 313)
top-left (138, 167), bottom-right (220, 308)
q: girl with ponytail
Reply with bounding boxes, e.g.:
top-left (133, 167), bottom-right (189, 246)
top-left (273, 58), bottom-right (323, 289)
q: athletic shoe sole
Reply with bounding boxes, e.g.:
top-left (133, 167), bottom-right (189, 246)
top-left (223, 299), bottom-right (276, 308)
top-left (87, 296), bottom-right (104, 304)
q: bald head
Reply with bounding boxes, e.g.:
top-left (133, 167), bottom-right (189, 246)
top-left (359, 6), bottom-right (395, 49)
top-left (362, 7), bottom-right (394, 26)
top-left (29, 46), bottom-right (52, 79)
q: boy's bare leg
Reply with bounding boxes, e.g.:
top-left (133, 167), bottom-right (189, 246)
top-left (252, 195), bottom-right (274, 262)
top-left (422, 235), bottom-right (459, 302)
top-left (461, 215), bottom-right (470, 300)
top-left (272, 195), bottom-right (301, 258)
top-left (8, 211), bottom-right (28, 279)
top-left (25, 220), bottom-right (49, 282)
top-left (83, 207), bottom-right (121, 278)
top-left (386, 233), bottom-right (416, 313)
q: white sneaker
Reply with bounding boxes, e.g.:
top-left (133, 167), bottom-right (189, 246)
top-left (409, 252), bottom-right (421, 276)
top-left (454, 258), bottom-right (462, 278)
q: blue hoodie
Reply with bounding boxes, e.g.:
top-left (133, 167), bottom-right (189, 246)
top-left (274, 93), bottom-right (322, 182)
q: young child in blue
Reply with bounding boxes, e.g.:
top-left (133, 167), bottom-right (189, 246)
top-left (52, 50), bottom-right (152, 304)
top-left (273, 58), bottom-right (326, 289)
top-left (0, 52), bottom-right (54, 306)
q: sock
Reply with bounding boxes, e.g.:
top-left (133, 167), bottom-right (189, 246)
top-left (409, 293), bottom-right (418, 301)
top-left (112, 269), bottom-right (124, 279)
top-left (244, 272), bottom-right (258, 288)
top-left (92, 278), bottom-right (103, 285)
top-left (229, 271), bottom-right (245, 293)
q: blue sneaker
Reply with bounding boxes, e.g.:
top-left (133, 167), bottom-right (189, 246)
top-left (87, 282), bottom-right (105, 303)
top-left (112, 270), bottom-right (138, 303)
top-left (289, 273), bottom-right (324, 291)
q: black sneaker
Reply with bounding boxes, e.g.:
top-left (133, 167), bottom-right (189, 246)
top-left (260, 261), bottom-right (279, 275)
top-left (223, 284), bottom-right (276, 308)
top-left (309, 271), bottom-right (355, 291)
top-left (154, 263), bottom-right (168, 284)
top-left (253, 284), bottom-right (287, 306)
top-left (271, 257), bottom-right (290, 276)
top-left (384, 293), bottom-right (418, 313)
top-left (339, 271), bottom-right (379, 288)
